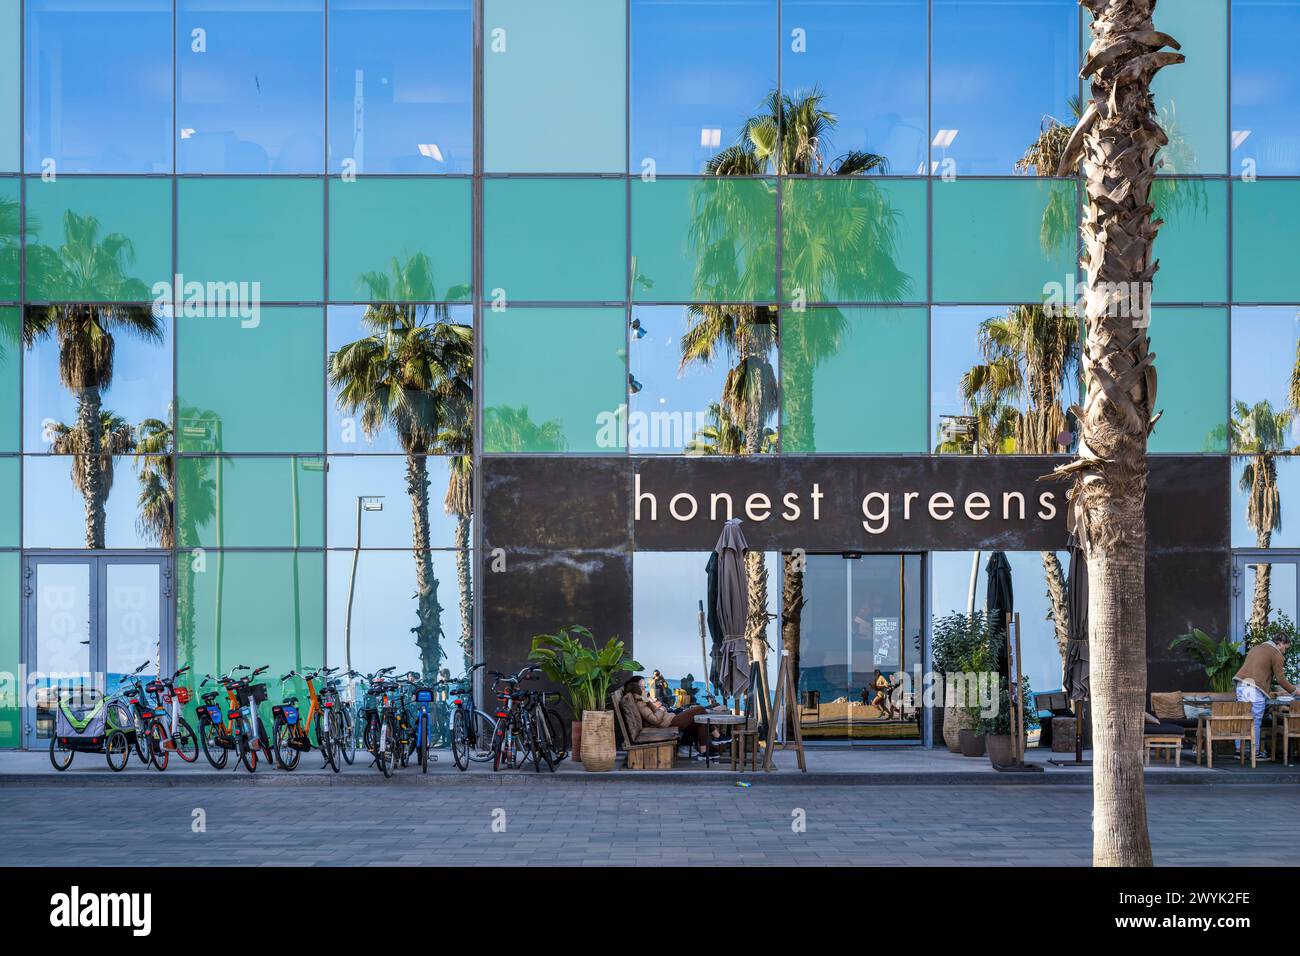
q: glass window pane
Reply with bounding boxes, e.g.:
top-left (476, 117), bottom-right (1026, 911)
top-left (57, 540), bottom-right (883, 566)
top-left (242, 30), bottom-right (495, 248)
top-left (483, 306), bottom-right (625, 453)
top-left (0, 456), bottom-right (15, 546)
top-left (25, 177), bottom-right (172, 302)
top-left (933, 0), bottom-right (1079, 175)
top-left (178, 0), bottom-right (325, 174)
top-left (1233, 180), bottom-right (1300, 304)
top-left (1147, 307), bottom-right (1227, 453)
top-left (1151, 0), bottom-right (1226, 175)
top-left (1151, 178), bottom-right (1227, 304)
top-left (0, 0), bottom-right (19, 172)
top-left (177, 306), bottom-right (324, 454)
top-left (1229, 306), bottom-right (1300, 452)
top-left (1233, 457), bottom-right (1300, 549)
top-left (327, 549), bottom-right (471, 678)
top-left (326, 305), bottom-right (472, 454)
top-left (0, 551), bottom-right (17, 747)
top-left (484, 178), bottom-right (625, 303)
top-left (326, 455), bottom-right (464, 550)
top-left (0, 178), bottom-right (15, 299)
top-left (0, 307), bottom-right (16, 450)
top-left (328, 178), bottom-right (471, 303)
top-left (25, 0), bottom-right (173, 174)
top-left (782, 178), bottom-right (925, 304)
top-left (23, 454), bottom-right (159, 548)
top-left (1233, 0), bottom-right (1300, 176)
top-left (632, 178), bottom-right (777, 303)
top-left (24, 305), bottom-right (172, 454)
top-left (177, 456), bottom-right (323, 549)
top-left (328, 0), bottom-right (472, 175)
top-left (178, 178), bottom-right (323, 303)
top-left (631, 0), bottom-right (775, 175)
top-left (931, 305), bottom-right (1081, 455)
top-left (780, 0), bottom-right (927, 176)
top-left (628, 305), bottom-right (777, 455)
top-left (783, 307), bottom-right (926, 453)
top-left (932, 179), bottom-right (1077, 303)
top-left (484, 0), bottom-right (625, 173)
top-left (176, 550), bottom-right (324, 684)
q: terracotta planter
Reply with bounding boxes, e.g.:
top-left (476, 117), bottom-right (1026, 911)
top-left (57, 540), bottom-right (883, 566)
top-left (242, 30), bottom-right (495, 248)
top-left (570, 720), bottom-right (582, 763)
top-left (580, 710), bottom-right (615, 772)
top-left (941, 705), bottom-right (962, 752)
top-left (986, 733), bottom-right (1014, 767)
top-left (958, 729), bottom-right (986, 757)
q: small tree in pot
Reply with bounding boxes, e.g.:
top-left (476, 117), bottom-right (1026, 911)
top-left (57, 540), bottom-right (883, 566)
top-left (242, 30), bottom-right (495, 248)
top-left (980, 676), bottom-right (1036, 768)
top-left (530, 625), bottom-right (641, 771)
top-left (932, 612), bottom-right (996, 752)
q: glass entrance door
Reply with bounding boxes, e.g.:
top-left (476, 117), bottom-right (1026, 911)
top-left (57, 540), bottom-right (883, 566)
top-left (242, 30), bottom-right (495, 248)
top-left (22, 554), bottom-right (171, 747)
top-left (793, 553), bottom-right (923, 742)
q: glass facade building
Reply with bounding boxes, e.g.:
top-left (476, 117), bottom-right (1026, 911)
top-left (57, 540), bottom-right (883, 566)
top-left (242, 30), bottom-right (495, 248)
top-left (0, 0), bottom-right (1292, 748)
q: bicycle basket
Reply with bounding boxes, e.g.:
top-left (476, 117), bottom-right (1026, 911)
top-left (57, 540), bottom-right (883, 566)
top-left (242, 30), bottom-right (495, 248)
top-left (236, 683), bottom-right (268, 706)
top-left (173, 686), bottom-right (192, 705)
top-left (55, 698), bottom-right (107, 741)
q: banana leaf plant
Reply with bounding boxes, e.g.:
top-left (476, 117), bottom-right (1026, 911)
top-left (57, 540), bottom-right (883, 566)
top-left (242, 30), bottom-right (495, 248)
top-left (529, 625), bottom-right (642, 717)
top-left (1169, 628), bottom-right (1245, 693)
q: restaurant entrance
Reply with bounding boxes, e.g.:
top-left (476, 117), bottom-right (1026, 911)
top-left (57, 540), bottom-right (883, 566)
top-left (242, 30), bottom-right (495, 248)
top-left (791, 553), bottom-right (924, 742)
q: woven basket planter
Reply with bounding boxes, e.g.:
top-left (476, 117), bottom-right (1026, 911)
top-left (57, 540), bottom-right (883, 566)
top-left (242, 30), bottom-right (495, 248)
top-left (580, 710), bottom-right (615, 772)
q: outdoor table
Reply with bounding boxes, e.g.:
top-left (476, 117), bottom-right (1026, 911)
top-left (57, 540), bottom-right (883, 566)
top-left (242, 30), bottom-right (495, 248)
top-left (693, 712), bottom-right (746, 770)
top-left (1185, 694), bottom-right (1295, 763)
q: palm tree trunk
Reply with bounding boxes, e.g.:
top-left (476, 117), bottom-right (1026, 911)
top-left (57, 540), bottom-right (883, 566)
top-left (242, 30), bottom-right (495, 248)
top-left (1053, 0), bottom-right (1182, 868)
top-left (454, 516), bottom-right (473, 671)
top-left (1042, 550), bottom-right (1070, 664)
top-left (781, 554), bottom-right (805, 735)
top-left (1251, 529), bottom-right (1273, 633)
top-left (406, 454), bottom-right (445, 679)
top-left (78, 387), bottom-right (106, 549)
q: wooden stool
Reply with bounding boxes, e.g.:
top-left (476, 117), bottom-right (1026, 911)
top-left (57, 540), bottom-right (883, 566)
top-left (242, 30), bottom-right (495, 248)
top-left (732, 727), bottom-right (759, 771)
top-left (1143, 735), bottom-right (1182, 767)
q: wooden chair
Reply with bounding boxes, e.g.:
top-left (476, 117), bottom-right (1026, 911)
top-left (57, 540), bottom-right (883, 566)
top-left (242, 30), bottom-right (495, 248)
top-left (610, 688), bottom-right (678, 770)
top-left (1201, 701), bottom-right (1256, 768)
top-left (1273, 708), bottom-right (1300, 766)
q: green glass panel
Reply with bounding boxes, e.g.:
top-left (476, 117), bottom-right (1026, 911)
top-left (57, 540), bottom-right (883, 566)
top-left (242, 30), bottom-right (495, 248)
top-left (0, 456), bottom-right (16, 547)
top-left (483, 306), bottom-right (625, 452)
top-left (176, 551), bottom-right (324, 704)
top-left (782, 308), bottom-right (927, 453)
top-left (1233, 180), bottom-right (1300, 303)
top-left (1147, 307), bottom-right (1227, 453)
top-left (483, 0), bottom-right (625, 173)
top-left (178, 179), bottom-right (323, 303)
top-left (631, 178), bottom-right (777, 303)
top-left (484, 178), bottom-right (626, 303)
top-left (25, 177), bottom-right (171, 302)
top-left (328, 178), bottom-right (471, 302)
top-left (932, 179), bottom-right (1076, 303)
top-left (0, 307), bottom-right (17, 450)
top-left (1151, 0), bottom-right (1226, 175)
top-left (0, 0), bottom-right (16, 172)
top-left (0, 178), bottom-right (15, 299)
top-left (176, 307), bottom-right (324, 454)
top-left (0, 551), bottom-right (17, 747)
top-left (177, 456), bottom-right (324, 549)
top-left (782, 179), bottom-right (925, 304)
top-left (1151, 178), bottom-right (1227, 303)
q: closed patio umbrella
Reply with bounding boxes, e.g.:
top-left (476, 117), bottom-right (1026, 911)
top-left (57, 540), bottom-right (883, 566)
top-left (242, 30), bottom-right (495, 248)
top-left (985, 551), bottom-right (1014, 677)
top-left (714, 519), bottom-right (750, 700)
top-left (705, 552), bottom-right (724, 690)
top-left (1063, 537), bottom-right (1090, 702)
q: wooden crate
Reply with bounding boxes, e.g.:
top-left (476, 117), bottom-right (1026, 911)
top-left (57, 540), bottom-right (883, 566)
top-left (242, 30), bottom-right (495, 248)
top-left (626, 741), bottom-right (676, 770)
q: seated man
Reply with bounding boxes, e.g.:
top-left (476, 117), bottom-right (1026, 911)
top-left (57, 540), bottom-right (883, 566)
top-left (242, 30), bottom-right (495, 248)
top-left (620, 676), bottom-right (717, 755)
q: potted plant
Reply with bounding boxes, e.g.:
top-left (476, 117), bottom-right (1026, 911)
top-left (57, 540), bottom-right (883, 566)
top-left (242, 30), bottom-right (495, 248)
top-left (1170, 628), bottom-right (1245, 693)
top-left (530, 625), bottom-right (641, 772)
top-left (981, 677), bottom-right (1035, 768)
top-left (932, 612), bottom-right (995, 753)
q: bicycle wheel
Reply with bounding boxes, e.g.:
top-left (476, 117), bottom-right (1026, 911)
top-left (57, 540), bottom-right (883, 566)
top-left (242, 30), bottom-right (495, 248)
top-left (532, 707), bottom-right (558, 773)
top-left (173, 717), bottom-right (200, 763)
top-left (377, 715), bottom-right (395, 778)
top-left (418, 714), bottom-right (429, 774)
top-left (273, 718), bottom-right (300, 771)
top-left (315, 713), bottom-right (336, 772)
top-left (451, 708), bottom-right (469, 771)
top-left (238, 735), bottom-right (258, 772)
top-left (339, 707), bottom-right (356, 765)
top-left (544, 708), bottom-right (567, 764)
top-left (145, 718), bottom-right (170, 771)
top-left (131, 712), bottom-right (150, 764)
top-left (490, 719), bottom-right (508, 772)
top-left (48, 735), bottom-right (74, 771)
top-left (105, 731), bottom-right (130, 772)
top-left (468, 711), bottom-right (498, 763)
top-left (200, 720), bottom-right (229, 769)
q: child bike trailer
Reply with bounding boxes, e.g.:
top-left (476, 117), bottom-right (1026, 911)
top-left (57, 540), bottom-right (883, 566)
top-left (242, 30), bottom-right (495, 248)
top-left (50, 694), bottom-right (132, 772)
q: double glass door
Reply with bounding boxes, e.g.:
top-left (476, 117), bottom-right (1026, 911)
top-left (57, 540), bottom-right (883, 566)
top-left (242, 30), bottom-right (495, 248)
top-left (794, 553), bottom-right (923, 742)
top-left (22, 555), bottom-right (172, 747)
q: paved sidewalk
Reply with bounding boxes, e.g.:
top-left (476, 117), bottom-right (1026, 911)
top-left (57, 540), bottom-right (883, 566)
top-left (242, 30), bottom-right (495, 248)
top-left (5, 743), bottom-right (1297, 786)
top-left (2, 780), bottom-right (1296, 866)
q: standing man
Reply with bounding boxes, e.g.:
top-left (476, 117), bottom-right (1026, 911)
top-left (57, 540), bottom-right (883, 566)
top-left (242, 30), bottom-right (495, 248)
top-left (1233, 634), bottom-right (1296, 758)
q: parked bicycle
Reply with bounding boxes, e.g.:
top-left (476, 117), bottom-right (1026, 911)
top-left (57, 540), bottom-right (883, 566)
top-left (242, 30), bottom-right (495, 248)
top-left (140, 666), bottom-right (199, 771)
top-left (195, 670), bottom-right (240, 769)
top-left (225, 665), bottom-right (275, 773)
top-left (445, 663), bottom-right (496, 771)
top-left (488, 666), bottom-right (564, 773)
top-left (271, 667), bottom-right (342, 773)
